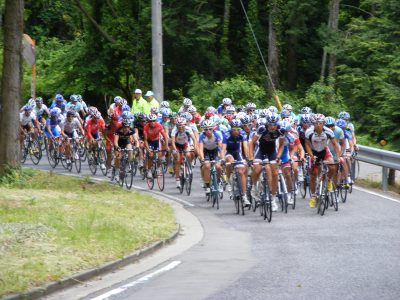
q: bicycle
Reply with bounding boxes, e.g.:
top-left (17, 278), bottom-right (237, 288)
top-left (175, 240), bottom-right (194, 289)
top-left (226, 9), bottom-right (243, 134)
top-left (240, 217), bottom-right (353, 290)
top-left (144, 149), bottom-right (165, 191)
top-left (253, 159), bottom-right (273, 222)
top-left (206, 160), bottom-right (223, 209)
top-left (315, 161), bottom-right (338, 215)
top-left (60, 137), bottom-right (81, 173)
top-left (111, 148), bottom-right (134, 189)
top-left (177, 150), bottom-right (193, 195)
top-left (87, 138), bottom-right (108, 176)
top-left (336, 160), bottom-right (348, 203)
top-left (297, 157), bottom-right (311, 199)
top-left (227, 160), bottom-right (247, 216)
top-left (46, 137), bottom-right (62, 168)
top-left (277, 163), bottom-right (289, 214)
top-left (20, 131), bottom-right (42, 165)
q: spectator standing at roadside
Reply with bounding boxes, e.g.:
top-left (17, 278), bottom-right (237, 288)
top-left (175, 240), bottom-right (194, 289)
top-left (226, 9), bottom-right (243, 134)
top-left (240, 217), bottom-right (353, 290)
top-left (131, 88), bottom-right (146, 114)
top-left (143, 91), bottom-right (159, 115)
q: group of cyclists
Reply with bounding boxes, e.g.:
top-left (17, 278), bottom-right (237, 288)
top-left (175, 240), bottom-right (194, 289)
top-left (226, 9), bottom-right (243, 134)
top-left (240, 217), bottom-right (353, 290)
top-left (20, 91), bottom-right (358, 215)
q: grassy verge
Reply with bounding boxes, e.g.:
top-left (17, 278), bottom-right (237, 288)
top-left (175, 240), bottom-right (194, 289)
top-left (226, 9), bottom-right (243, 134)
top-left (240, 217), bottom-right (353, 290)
top-left (356, 178), bottom-right (400, 194)
top-left (0, 168), bottom-right (177, 297)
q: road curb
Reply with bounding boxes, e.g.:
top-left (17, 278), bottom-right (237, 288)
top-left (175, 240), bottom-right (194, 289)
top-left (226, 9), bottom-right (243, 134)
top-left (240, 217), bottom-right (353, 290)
top-left (2, 169), bottom-right (182, 300)
top-left (2, 226), bottom-right (180, 300)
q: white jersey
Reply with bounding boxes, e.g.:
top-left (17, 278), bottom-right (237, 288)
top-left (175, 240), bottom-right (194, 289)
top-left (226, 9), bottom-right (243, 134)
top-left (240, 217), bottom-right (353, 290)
top-left (171, 126), bottom-right (193, 145)
top-left (305, 126), bottom-right (335, 152)
top-left (20, 112), bottom-right (36, 126)
top-left (61, 118), bottom-right (81, 133)
top-left (33, 104), bottom-right (48, 118)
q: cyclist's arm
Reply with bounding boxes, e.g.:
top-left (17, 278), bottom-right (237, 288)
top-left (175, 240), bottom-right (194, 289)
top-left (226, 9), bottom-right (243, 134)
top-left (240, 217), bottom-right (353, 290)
top-left (297, 142), bottom-right (305, 160)
top-left (114, 134), bottom-right (119, 149)
top-left (305, 139), bottom-right (313, 159)
top-left (198, 142), bottom-right (204, 161)
top-left (248, 134), bottom-right (258, 161)
top-left (339, 138), bottom-right (345, 156)
top-left (220, 143), bottom-right (227, 160)
top-left (242, 140), bottom-right (249, 160)
top-left (161, 129), bottom-right (169, 150)
top-left (330, 138), bottom-right (341, 161)
top-left (276, 138), bottom-right (285, 160)
top-left (189, 132), bottom-right (198, 150)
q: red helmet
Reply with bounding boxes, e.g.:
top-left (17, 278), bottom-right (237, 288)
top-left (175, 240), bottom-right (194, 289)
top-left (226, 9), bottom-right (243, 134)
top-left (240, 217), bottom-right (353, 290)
top-left (224, 114), bottom-right (234, 122)
top-left (205, 111), bottom-right (214, 119)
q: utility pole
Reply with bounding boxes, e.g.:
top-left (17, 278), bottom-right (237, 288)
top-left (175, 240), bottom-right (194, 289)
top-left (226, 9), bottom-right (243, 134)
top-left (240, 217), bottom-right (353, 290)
top-left (152, 0), bottom-right (164, 102)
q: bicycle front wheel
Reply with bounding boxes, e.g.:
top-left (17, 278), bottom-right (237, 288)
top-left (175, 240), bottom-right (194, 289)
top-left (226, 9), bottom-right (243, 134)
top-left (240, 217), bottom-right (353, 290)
top-left (157, 167), bottom-right (165, 191)
top-left (125, 161), bottom-right (134, 189)
top-left (30, 140), bottom-right (42, 165)
top-left (185, 162), bottom-right (192, 195)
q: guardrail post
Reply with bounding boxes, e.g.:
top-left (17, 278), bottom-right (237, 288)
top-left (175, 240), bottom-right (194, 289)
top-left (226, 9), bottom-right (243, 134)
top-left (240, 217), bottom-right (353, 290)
top-left (382, 167), bottom-right (388, 191)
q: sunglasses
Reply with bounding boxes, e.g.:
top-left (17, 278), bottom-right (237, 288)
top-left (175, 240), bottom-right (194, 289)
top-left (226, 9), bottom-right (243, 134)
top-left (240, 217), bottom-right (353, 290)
top-left (149, 120), bottom-right (156, 123)
top-left (268, 123), bottom-right (278, 126)
top-left (326, 124), bottom-right (334, 128)
top-left (177, 126), bottom-right (185, 129)
top-left (204, 128), bottom-right (213, 131)
top-left (231, 128), bottom-right (241, 131)
top-left (243, 123), bottom-right (251, 127)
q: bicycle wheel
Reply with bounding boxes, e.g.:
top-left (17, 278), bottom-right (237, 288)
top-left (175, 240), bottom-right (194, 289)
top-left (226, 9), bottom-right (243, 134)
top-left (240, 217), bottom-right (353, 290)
top-left (30, 140), bottom-right (42, 165)
top-left (157, 167), bottom-right (165, 191)
top-left (79, 143), bottom-right (87, 162)
top-left (87, 150), bottom-right (97, 175)
top-left (263, 192), bottom-right (272, 222)
top-left (146, 165), bottom-right (155, 190)
top-left (232, 181), bottom-right (240, 214)
top-left (47, 143), bottom-right (59, 168)
top-left (20, 144), bottom-right (28, 164)
top-left (331, 191), bottom-right (338, 211)
top-left (125, 161), bottom-right (134, 190)
top-left (185, 162), bottom-right (192, 195)
top-left (99, 147), bottom-right (108, 176)
top-left (178, 167), bottom-right (185, 194)
top-left (131, 158), bottom-right (138, 176)
top-left (73, 147), bottom-right (81, 173)
top-left (212, 192), bottom-right (219, 209)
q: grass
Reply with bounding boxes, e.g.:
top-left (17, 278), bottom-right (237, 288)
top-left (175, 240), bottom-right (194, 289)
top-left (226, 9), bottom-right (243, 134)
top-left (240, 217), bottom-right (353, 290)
top-left (356, 178), bottom-right (400, 194)
top-left (0, 168), bottom-right (177, 297)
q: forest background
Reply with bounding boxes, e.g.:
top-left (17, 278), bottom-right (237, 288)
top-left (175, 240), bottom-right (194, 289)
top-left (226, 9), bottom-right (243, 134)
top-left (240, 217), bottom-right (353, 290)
top-left (0, 0), bottom-right (399, 150)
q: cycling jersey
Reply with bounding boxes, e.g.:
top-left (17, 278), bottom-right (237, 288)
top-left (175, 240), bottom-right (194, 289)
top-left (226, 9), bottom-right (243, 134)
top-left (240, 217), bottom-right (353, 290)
top-left (20, 112), bottom-right (36, 126)
top-left (223, 131), bottom-right (246, 161)
top-left (115, 127), bottom-right (134, 148)
top-left (256, 127), bottom-right (283, 154)
top-left (328, 126), bottom-right (344, 160)
top-left (199, 130), bottom-right (223, 151)
top-left (134, 120), bottom-right (145, 140)
top-left (66, 102), bottom-right (83, 113)
top-left (85, 118), bottom-right (106, 139)
top-left (61, 118), bottom-right (80, 134)
top-left (143, 122), bottom-right (164, 142)
top-left (305, 126), bottom-right (335, 152)
top-left (33, 104), bottom-right (48, 119)
top-left (171, 126), bottom-right (193, 146)
top-left (280, 133), bottom-right (295, 164)
top-left (44, 117), bottom-right (62, 138)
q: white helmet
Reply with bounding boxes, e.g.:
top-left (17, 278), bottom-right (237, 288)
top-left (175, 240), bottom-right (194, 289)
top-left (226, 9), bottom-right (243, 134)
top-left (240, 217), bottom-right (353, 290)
top-left (283, 104), bottom-right (293, 111)
top-left (183, 98), bottom-right (192, 107)
top-left (222, 98), bottom-right (232, 105)
top-left (268, 106), bottom-right (278, 113)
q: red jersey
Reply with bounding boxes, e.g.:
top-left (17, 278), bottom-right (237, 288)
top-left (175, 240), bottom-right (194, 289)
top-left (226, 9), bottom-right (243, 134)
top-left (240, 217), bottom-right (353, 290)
top-left (144, 122), bottom-right (164, 141)
top-left (85, 118), bottom-right (106, 139)
top-left (191, 112), bottom-right (202, 124)
top-left (106, 120), bottom-right (122, 141)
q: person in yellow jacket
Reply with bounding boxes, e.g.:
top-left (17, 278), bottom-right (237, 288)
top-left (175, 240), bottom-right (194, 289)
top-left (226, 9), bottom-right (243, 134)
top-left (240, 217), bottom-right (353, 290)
top-left (131, 89), bottom-right (147, 114)
top-left (143, 91), bottom-right (159, 115)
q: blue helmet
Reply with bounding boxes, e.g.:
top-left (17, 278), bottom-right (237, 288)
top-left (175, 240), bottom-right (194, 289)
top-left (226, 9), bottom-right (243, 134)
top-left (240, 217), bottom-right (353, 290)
top-left (230, 119), bottom-right (242, 128)
top-left (325, 116), bottom-right (335, 126)
top-left (160, 107), bottom-right (170, 117)
top-left (301, 106), bottom-right (312, 114)
top-left (336, 118), bottom-right (347, 129)
top-left (301, 113), bottom-right (313, 124)
top-left (240, 115), bottom-right (252, 125)
top-left (55, 94), bottom-right (64, 102)
top-left (281, 109), bottom-right (291, 118)
top-left (50, 108), bottom-right (59, 117)
top-left (278, 120), bottom-right (292, 135)
top-left (122, 104), bottom-right (131, 112)
top-left (266, 112), bottom-right (280, 124)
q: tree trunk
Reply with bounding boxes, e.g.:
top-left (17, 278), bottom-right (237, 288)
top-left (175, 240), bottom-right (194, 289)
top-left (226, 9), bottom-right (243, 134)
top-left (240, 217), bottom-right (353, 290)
top-left (0, 0), bottom-right (24, 173)
top-left (328, 0), bottom-right (340, 79)
top-left (388, 169), bottom-right (396, 186)
top-left (286, 34), bottom-right (297, 90)
top-left (268, 5), bottom-right (279, 91)
top-left (220, 0), bottom-right (231, 64)
top-left (320, 1), bottom-right (333, 80)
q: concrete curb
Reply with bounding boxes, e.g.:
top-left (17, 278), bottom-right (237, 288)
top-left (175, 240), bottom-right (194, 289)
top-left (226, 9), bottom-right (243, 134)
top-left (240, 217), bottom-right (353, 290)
top-left (3, 226), bottom-right (180, 300)
top-left (2, 169), bottom-right (181, 300)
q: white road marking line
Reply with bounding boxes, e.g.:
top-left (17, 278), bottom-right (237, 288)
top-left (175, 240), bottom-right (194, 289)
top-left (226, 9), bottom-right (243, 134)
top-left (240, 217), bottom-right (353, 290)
top-left (353, 186), bottom-right (400, 204)
top-left (89, 261), bottom-right (181, 300)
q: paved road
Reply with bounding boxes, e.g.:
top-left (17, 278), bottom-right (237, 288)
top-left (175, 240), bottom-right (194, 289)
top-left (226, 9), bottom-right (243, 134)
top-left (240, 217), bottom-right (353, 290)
top-left (25, 156), bottom-right (400, 300)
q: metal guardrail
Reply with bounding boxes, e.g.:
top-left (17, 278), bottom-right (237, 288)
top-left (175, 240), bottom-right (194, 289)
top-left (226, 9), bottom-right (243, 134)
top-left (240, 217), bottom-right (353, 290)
top-left (357, 145), bottom-right (400, 191)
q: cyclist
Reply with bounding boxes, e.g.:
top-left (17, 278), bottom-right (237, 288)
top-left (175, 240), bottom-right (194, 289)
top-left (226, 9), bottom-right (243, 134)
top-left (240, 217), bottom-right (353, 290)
top-left (143, 113), bottom-right (169, 179)
top-left (60, 111), bottom-right (85, 164)
top-left (114, 119), bottom-right (136, 175)
top-left (19, 106), bottom-right (40, 148)
top-left (336, 118), bottom-right (355, 185)
top-left (32, 97), bottom-right (50, 128)
top-left (44, 108), bottom-right (63, 150)
top-left (66, 95), bottom-right (85, 124)
top-left (245, 103), bottom-right (257, 116)
top-left (76, 94), bottom-right (89, 115)
top-left (171, 117), bottom-right (197, 188)
top-left (50, 94), bottom-right (67, 116)
top-left (108, 96), bottom-right (123, 117)
top-left (217, 98), bottom-right (232, 116)
top-left (178, 98), bottom-right (192, 114)
top-left (220, 119), bottom-right (251, 207)
top-left (198, 120), bottom-right (224, 194)
top-left (105, 113), bottom-right (122, 171)
top-left (339, 111), bottom-right (357, 147)
top-left (304, 114), bottom-right (341, 208)
top-left (133, 112), bottom-right (147, 169)
top-left (85, 110), bottom-right (106, 170)
top-left (248, 112), bottom-right (284, 212)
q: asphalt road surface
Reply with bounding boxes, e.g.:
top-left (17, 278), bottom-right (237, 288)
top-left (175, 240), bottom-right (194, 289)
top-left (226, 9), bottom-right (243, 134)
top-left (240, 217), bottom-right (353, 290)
top-left (24, 155), bottom-right (400, 300)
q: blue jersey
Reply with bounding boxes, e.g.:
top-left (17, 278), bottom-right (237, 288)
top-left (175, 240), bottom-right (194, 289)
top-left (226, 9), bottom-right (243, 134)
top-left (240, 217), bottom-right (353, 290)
top-left (217, 104), bottom-right (225, 114)
top-left (199, 130), bottom-right (223, 151)
top-left (223, 131), bottom-right (246, 153)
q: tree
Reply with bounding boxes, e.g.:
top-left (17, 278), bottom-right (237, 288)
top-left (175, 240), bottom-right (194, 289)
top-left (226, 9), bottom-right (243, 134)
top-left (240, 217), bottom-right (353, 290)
top-left (0, 0), bottom-right (24, 174)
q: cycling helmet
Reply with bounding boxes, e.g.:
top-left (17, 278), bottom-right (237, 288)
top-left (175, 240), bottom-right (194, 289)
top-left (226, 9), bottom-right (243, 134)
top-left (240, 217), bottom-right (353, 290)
top-left (301, 106), bottom-right (312, 114)
top-left (325, 116), bottom-right (335, 126)
top-left (336, 118), bottom-right (347, 129)
top-left (121, 111), bottom-right (131, 119)
top-left (283, 104), bottom-right (293, 111)
top-left (204, 111), bottom-right (214, 119)
top-left (256, 118), bottom-right (267, 127)
top-left (230, 119), bottom-right (242, 128)
top-left (188, 105), bottom-right (197, 113)
top-left (122, 104), bottom-right (131, 112)
top-left (121, 119), bottom-right (131, 127)
top-left (150, 107), bottom-right (158, 114)
top-left (266, 112), bottom-right (280, 124)
top-left (50, 108), bottom-right (59, 117)
top-left (240, 115), bottom-right (252, 125)
top-left (278, 120), bottom-right (292, 134)
top-left (183, 97), bottom-right (192, 107)
top-left (88, 106), bottom-right (98, 116)
top-left (225, 105), bottom-right (235, 114)
top-left (70, 95), bottom-right (78, 102)
top-left (136, 112), bottom-right (146, 120)
top-left (222, 97), bottom-right (232, 105)
top-left (55, 94), bottom-right (64, 102)
top-left (246, 103), bottom-right (256, 110)
top-left (281, 109), bottom-right (291, 118)
top-left (66, 110), bottom-right (76, 117)
top-left (76, 94), bottom-right (83, 102)
top-left (268, 106), bottom-right (278, 113)
top-left (148, 114), bottom-right (158, 121)
top-left (202, 119), bottom-right (214, 128)
top-left (338, 111), bottom-right (350, 120)
top-left (301, 113), bottom-right (313, 124)
top-left (236, 105), bottom-right (245, 112)
top-left (206, 106), bottom-right (216, 113)
top-left (313, 113), bottom-right (325, 123)
top-left (259, 109), bottom-right (269, 118)
top-left (160, 107), bottom-right (170, 117)
top-left (213, 116), bottom-right (221, 125)
top-left (160, 101), bottom-right (170, 108)
top-left (176, 117), bottom-right (187, 126)
top-left (35, 97), bottom-right (43, 103)
top-left (93, 111), bottom-right (101, 119)
top-left (236, 112), bottom-right (246, 120)
top-left (114, 96), bottom-right (123, 104)
top-left (24, 105), bottom-right (33, 112)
